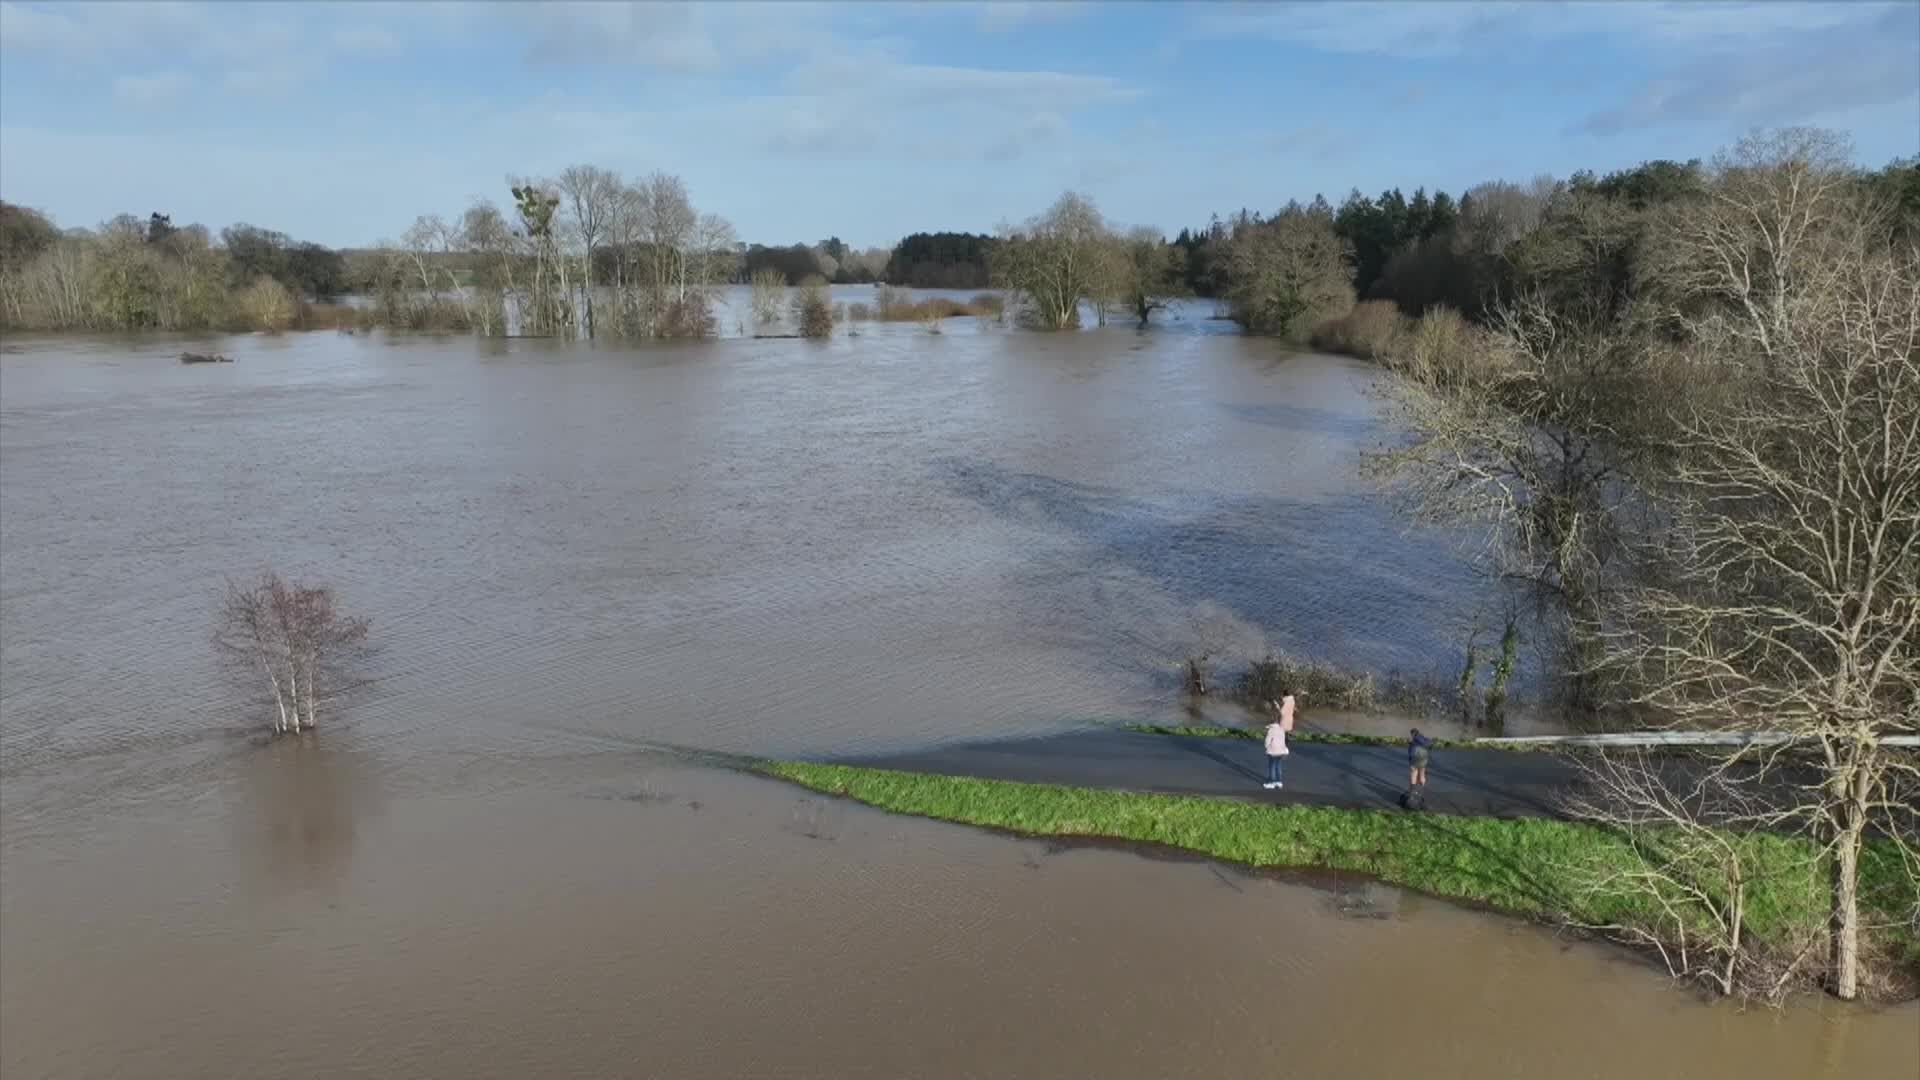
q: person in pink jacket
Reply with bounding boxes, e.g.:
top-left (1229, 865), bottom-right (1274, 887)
top-left (1263, 694), bottom-right (1295, 789)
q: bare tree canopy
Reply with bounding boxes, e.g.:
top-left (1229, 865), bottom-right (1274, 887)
top-left (557, 164), bottom-right (622, 339)
top-left (1368, 127), bottom-right (1919, 1001)
top-left (216, 572), bottom-right (370, 735)
top-left (992, 191), bottom-right (1115, 330)
top-left (1220, 204), bottom-right (1355, 339)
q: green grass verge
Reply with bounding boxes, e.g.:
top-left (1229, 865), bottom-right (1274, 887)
top-left (761, 761), bottom-right (1917, 968)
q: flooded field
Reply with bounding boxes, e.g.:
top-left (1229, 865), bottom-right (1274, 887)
top-left (5, 309), bottom-right (1910, 1076)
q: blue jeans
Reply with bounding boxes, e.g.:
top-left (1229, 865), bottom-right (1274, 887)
top-left (1266, 755), bottom-right (1285, 783)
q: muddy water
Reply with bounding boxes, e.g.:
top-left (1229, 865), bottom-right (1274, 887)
top-left (6, 313), bottom-right (1912, 1076)
top-left (2, 309), bottom-right (1496, 835)
top-left (3, 753), bottom-right (1913, 1079)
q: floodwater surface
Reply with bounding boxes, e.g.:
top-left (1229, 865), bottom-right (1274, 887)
top-left (4, 308), bottom-right (1912, 1077)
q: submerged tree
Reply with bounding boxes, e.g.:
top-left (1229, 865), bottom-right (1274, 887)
top-left (992, 192), bottom-right (1115, 330)
top-left (557, 164), bottom-right (621, 339)
top-left (1220, 205), bottom-right (1355, 338)
top-left (793, 275), bottom-right (834, 338)
top-left (750, 267), bottom-right (786, 331)
top-left (1112, 226), bottom-right (1186, 328)
top-left (217, 572), bottom-right (370, 735)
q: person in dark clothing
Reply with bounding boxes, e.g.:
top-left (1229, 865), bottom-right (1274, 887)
top-left (1408, 728), bottom-right (1434, 790)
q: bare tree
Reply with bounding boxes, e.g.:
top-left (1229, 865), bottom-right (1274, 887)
top-left (557, 164), bottom-right (621, 339)
top-left (750, 267), bottom-right (786, 331)
top-left (1220, 204), bottom-right (1355, 339)
top-left (459, 200), bottom-right (516, 336)
top-left (1366, 300), bottom-right (1680, 708)
top-left (1602, 228), bottom-right (1919, 1000)
top-left (217, 572), bottom-right (369, 735)
top-left (1113, 226), bottom-right (1184, 328)
top-left (992, 191), bottom-right (1114, 330)
top-left (1362, 131), bottom-right (1918, 999)
top-left (511, 181), bottom-right (568, 336)
top-left (1564, 749), bottom-right (1827, 1002)
top-left (399, 214), bottom-right (462, 301)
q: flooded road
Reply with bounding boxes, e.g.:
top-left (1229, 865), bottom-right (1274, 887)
top-left (5, 311), bottom-right (1912, 1076)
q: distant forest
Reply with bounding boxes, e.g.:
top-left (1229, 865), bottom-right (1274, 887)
top-left (3, 148), bottom-right (1913, 334)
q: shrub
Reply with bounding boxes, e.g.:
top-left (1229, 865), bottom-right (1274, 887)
top-left (846, 302), bottom-right (872, 321)
top-left (657, 294), bottom-right (717, 339)
top-left (869, 293), bottom-right (1000, 323)
top-left (1310, 299), bottom-right (1407, 360)
top-left (1238, 652), bottom-right (1378, 711)
top-left (241, 276), bottom-right (294, 332)
top-left (750, 267), bottom-right (786, 329)
top-left (1382, 306), bottom-right (1501, 387)
top-left (794, 276), bottom-right (834, 339)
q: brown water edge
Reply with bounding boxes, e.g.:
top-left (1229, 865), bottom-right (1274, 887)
top-left (3, 751), bottom-right (1912, 1080)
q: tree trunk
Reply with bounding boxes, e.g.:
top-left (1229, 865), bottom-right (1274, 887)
top-left (1830, 810), bottom-right (1862, 1000)
top-left (582, 246), bottom-right (596, 339)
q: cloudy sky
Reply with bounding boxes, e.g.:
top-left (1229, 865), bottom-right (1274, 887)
top-left (2, 1), bottom-right (1915, 248)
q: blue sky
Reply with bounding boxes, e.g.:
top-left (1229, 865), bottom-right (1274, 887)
top-left (2, 1), bottom-right (1916, 249)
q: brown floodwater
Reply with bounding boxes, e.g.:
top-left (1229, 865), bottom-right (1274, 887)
top-left (4, 308), bottom-right (1914, 1076)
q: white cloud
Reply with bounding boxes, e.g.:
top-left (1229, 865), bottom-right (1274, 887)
top-left (1577, 17), bottom-right (1920, 134)
top-left (977, 2), bottom-right (1092, 34)
top-left (1264, 123), bottom-right (1343, 163)
top-left (332, 26), bottom-right (402, 58)
top-left (1188, 1), bottom-right (1893, 59)
top-left (983, 110), bottom-right (1070, 161)
top-left (111, 70), bottom-right (191, 108)
top-left (513, 1), bottom-right (845, 72)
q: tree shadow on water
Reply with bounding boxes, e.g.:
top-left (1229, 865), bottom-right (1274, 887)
top-left (1218, 402), bottom-right (1377, 440)
top-left (932, 457), bottom-right (1479, 677)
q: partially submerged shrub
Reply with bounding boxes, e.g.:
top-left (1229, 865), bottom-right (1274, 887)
top-left (968, 292), bottom-right (1005, 315)
top-left (657, 294), bottom-right (718, 339)
top-left (241, 276), bottom-right (294, 332)
top-left (794, 276), bottom-right (834, 339)
top-left (1238, 652), bottom-right (1378, 711)
top-left (750, 267), bottom-right (786, 329)
top-left (872, 284), bottom-right (1000, 324)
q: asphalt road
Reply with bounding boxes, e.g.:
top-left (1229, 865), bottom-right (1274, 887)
top-left (840, 729), bottom-right (1583, 818)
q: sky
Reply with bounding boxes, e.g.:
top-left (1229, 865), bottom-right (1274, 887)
top-left (1, 1), bottom-right (1916, 250)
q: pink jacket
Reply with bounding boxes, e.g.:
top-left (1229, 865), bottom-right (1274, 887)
top-left (1265, 722), bottom-right (1289, 756)
top-left (1265, 695), bottom-right (1296, 755)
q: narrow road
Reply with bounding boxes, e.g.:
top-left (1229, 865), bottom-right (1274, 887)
top-left (840, 729), bottom-right (1582, 819)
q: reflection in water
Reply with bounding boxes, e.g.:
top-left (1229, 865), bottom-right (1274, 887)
top-left (1, 765), bottom-right (1912, 1079)
top-left (235, 735), bottom-right (379, 896)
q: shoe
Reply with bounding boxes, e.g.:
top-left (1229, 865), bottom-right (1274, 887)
top-left (1261, 782), bottom-right (1277, 789)
top-left (1274, 781), bottom-right (1284, 789)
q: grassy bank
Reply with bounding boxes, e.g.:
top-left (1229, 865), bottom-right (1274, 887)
top-left (760, 762), bottom-right (1917, 995)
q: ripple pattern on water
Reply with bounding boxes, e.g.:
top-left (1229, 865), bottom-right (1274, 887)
top-left (2, 308), bottom-right (1493, 830)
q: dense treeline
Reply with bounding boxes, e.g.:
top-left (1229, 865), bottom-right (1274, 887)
top-left (734, 238), bottom-right (888, 286)
top-left (3, 143), bottom-right (1912, 340)
top-left (0, 204), bottom-right (347, 331)
top-left (884, 232), bottom-right (996, 288)
top-left (1162, 153), bottom-right (1917, 331)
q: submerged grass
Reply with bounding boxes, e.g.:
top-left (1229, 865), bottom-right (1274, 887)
top-left (760, 762), bottom-right (1917, 976)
